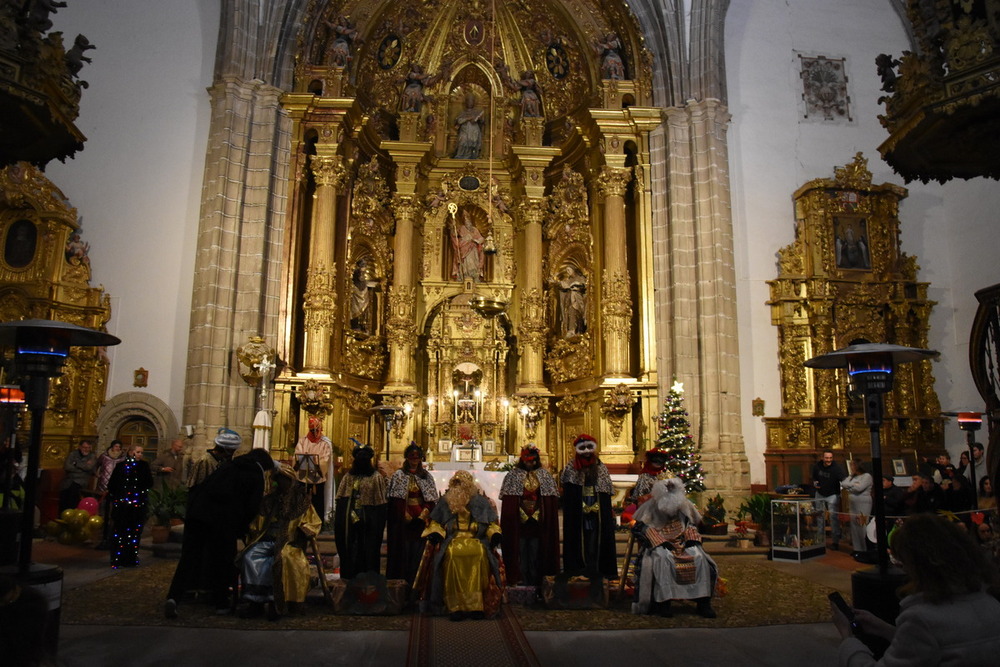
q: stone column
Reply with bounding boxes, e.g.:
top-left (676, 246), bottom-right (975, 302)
top-left (185, 78), bottom-right (291, 434)
top-left (301, 155), bottom-right (344, 374)
top-left (596, 166), bottom-right (633, 378)
top-left (657, 99), bottom-right (750, 497)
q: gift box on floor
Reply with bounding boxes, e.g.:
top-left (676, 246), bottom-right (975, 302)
top-left (541, 574), bottom-right (610, 609)
top-left (506, 585), bottom-right (539, 606)
top-left (328, 573), bottom-right (408, 615)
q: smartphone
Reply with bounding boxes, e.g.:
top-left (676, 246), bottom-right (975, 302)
top-left (828, 592), bottom-right (859, 633)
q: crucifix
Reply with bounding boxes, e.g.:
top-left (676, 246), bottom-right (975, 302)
top-left (254, 355), bottom-right (276, 401)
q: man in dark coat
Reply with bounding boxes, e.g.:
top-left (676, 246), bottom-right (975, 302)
top-left (334, 439), bottom-right (388, 579)
top-left (164, 437), bottom-right (273, 618)
top-left (386, 442), bottom-right (438, 584)
top-left (560, 433), bottom-right (617, 578)
top-left (811, 449), bottom-right (846, 549)
top-left (500, 443), bottom-right (559, 586)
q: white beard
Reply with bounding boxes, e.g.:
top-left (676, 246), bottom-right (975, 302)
top-left (634, 478), bottom-right (701, 528)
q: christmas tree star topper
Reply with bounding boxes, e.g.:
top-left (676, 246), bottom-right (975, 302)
top-left (671, 380), bottom-right (684, 394)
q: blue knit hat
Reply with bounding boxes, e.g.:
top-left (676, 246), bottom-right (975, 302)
top-left (214, 427), bottom-right (241, 450)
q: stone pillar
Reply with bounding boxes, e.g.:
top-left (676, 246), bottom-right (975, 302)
top-left (301, 155), bottom-right (344, 374)
top-left (185, 78), bottom-right (291, 433)
top-left (596, 166), bottom-right (633, 378)
top-left (657, 99), bottom-right (750, 497)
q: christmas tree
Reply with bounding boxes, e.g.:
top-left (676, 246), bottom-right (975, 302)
top-left (654, 380), bottom-right (705, 492)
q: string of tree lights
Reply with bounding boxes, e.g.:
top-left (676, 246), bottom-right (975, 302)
top-left (655, 381), bottom-right (705, 493)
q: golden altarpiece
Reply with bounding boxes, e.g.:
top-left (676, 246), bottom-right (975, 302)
top-left (764, 154), bottom-right (942, 487)
top-left (267, 0), bottom-right (664, 470)
top-left (0, 164), bottom-right (113, 467)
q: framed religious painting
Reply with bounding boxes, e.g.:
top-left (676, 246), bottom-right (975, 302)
top-left (892, 458), bottom-right (907, 476)
top-left (832, 216), bottom-right (871, 271)
top-left (483, 439), bottom-right (496, 455)
top-left (438, 439), bottom-right (452, 454)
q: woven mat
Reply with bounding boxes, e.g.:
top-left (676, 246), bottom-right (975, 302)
top-left (407, 606), bottom-right (539, 667)
top-left (62, 556), bottom-right (842, 631)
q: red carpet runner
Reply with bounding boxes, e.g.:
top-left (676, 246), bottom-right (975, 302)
top-left (407, 605), bottom-right (541, 667)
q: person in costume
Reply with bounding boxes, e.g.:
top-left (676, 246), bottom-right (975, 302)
top-left (237, 464), bottom-right (321, 620)
top-left (334, 439), bottom-right (388, 579)
top-left (107, 444), bottom-right (153, 568)
top-left (422, 470), bottom-right (503, 620)
top-left (187, 427), bottom-right (240, 488)
top-left (500, 443), bottom-right (559, 586)
top-left (165, 443), bottom-right (273, 618)
top-left (629, 447), bottom-right (669, 506)
top-left (293, 416), bottom-right (333, 522)
top-left (386, 442), bottom-right (439, 585)
top-left (560, 433), bottom-right (617, 579)
top-left (631, 475), bottom-right (718, 618)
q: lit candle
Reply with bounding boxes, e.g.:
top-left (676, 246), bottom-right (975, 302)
top-left (453, 390), bottom-right (459, 420)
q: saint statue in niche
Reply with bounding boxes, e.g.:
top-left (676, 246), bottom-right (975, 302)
top-left (453, 92), bottom-right (484, 159)
top-left (349, 257), bottom-right (378, 333)
top-left (558, 265), bottom-right (587, 337)
top-left (449, 209), bottom-right (485, 282)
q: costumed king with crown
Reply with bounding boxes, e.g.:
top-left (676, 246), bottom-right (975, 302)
top-left (631, 476), bottom-right (719, 618)
top-left (421, 470), bottom-right (503, 620)
top-left (334, 439), bottom-right (388, 579)
top-left (560, 433), bottom-right (617, 578)
top-left (500, 443), bottom-right (560, 587)
top-left (386, 442), bottom-right (439, 585)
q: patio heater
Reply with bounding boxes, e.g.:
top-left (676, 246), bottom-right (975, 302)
top-left (0, 319), bottom-right (120, 656)
top-left (805, 343), bottom-right (936, 621)
top-left (953, 412), bottom-right (983, 510)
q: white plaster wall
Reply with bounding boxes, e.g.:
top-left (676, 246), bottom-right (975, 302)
top-left (727, 0), bottom-right (1000, 483)
top-left (45, 1), bottom-right (219, 426)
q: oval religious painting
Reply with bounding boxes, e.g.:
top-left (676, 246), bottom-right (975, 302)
top-left (378, 34), bottom-right (402, 70)
top-left (546, 42), bottom-right (570, 80)
top-left (459, 175), bottom-right (481, 191)
top-left (4, 219), bottom-right (37, 268)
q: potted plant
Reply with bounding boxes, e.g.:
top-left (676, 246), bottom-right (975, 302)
top-left (147, 484), bottom-right (187, 543)
top-left (733, 520), bottom-right (752, 549)
top-left (700, 493), bottom-right (728, 535)
top-left (737, 492), bottom-right (773, 546)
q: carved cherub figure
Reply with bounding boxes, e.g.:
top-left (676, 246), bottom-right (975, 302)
top-left (65, 34), bottom-right (95, 76)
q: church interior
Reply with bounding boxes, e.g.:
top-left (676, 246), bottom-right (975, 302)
top-left (2, 0), bottom-right (1000, 534)
top-left (3, 1), bottom-right (1000, 664)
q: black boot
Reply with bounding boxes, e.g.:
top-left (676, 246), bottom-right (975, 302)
top-left (649, 599), bottom-right (672, 617)
top-left (696, 597), bottom-right (717, 619)
top-left (238, 601), bottom-right (264, 618)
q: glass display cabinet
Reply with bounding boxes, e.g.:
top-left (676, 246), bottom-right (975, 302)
top-left (771, 497), bottom-right (826, 561)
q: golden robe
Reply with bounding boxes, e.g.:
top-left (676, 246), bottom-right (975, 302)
top-left (241, 503), bottom-right (322, 610)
